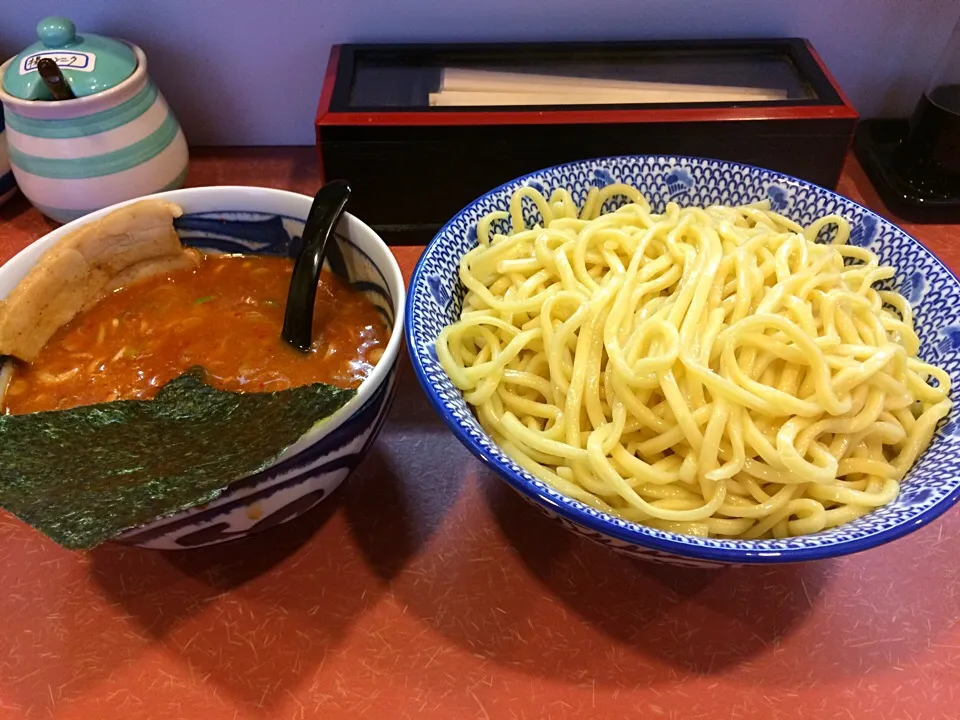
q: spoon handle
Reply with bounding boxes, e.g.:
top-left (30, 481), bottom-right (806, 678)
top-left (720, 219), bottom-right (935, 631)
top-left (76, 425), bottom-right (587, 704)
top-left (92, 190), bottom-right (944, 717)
top-left (36, 58), bottom-right (76, 101)
top-left (281, 180), bottom-right (352, 353)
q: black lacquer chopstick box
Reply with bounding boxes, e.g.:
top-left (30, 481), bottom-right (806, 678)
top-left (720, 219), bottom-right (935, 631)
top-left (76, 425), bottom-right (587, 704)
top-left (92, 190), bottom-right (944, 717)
top-left (315, 40), bottom-right (858, 245)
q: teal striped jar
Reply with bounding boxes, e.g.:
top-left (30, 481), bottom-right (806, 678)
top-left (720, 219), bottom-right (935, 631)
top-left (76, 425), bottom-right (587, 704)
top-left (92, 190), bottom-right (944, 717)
top-left (0, 42), bottom-right (188, 223)
top-left (0, 108), bottom-right (15, 207)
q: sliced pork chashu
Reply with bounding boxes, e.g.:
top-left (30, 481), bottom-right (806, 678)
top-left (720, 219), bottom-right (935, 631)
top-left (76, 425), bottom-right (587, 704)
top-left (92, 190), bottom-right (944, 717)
top-left (0, 199), bottom-right (199, 363)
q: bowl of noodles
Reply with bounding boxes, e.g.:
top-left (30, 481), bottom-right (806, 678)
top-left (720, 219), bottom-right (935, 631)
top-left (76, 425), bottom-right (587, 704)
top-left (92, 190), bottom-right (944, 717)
top-left (405, 156), bottom-right (960, 567)
top-left (0, 186), bottom-right (405, 550)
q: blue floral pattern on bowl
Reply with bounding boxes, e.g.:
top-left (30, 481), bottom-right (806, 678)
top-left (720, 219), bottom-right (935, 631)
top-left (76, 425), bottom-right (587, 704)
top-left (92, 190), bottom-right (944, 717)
top-left (766, 184), bottom-right (791, 213)
top-left (404, 155), bottom-right (960, 567)
top-left (662, 167), bottom-right (694, 199)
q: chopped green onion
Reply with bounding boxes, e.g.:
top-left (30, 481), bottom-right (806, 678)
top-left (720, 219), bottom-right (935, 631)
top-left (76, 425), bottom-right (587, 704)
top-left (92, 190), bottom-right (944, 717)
top-left (193, 296), bottom-right (214, 305)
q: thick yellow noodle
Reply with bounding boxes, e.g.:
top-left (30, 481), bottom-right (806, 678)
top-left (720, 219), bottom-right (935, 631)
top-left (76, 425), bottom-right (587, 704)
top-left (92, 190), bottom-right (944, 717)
top-left (436, 183), bottom-right (954, 539)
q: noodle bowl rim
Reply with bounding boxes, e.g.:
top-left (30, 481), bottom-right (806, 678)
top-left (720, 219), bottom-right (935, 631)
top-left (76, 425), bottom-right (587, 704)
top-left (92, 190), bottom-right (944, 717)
top-left (405, 154), bottom-right (960, 563)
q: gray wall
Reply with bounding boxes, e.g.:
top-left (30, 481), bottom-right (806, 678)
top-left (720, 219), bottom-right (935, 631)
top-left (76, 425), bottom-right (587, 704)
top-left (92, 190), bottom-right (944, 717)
top-left (2, 0), bottom-right (957, 145)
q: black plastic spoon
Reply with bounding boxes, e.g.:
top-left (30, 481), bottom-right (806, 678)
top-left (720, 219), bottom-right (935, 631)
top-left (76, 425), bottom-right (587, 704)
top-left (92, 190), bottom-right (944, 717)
top-left (281, 180), bottom-right (352, 353)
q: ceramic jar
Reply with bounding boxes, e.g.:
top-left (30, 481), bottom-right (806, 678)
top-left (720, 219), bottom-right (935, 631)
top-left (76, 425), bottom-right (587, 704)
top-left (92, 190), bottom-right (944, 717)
top-left (0, 17), bottom-right (188, 223)
top-left (0, 109), bottom-right (15, 207)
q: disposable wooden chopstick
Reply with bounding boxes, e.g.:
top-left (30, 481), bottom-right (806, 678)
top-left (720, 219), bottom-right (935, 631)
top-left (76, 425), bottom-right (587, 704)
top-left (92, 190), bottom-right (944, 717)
top-left (428, 88), bottom-right (787, 107)
top-left (439, 67), bottom-right (786, 101)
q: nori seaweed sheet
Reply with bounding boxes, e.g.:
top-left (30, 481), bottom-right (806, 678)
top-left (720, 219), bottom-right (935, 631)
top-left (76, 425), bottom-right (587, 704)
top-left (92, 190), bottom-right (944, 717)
top-left (0, 368), bottom-right (355, 549)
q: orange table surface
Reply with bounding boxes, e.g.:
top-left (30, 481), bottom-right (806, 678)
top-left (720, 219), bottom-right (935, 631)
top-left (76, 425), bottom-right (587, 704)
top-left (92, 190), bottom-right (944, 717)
top-left (0, 149), bottom-right (957, 720)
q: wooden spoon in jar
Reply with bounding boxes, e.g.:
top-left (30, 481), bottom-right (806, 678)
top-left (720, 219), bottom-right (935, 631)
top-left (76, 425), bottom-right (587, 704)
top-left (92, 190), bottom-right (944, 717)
top-left (281, 180), bottom-right (352, 353)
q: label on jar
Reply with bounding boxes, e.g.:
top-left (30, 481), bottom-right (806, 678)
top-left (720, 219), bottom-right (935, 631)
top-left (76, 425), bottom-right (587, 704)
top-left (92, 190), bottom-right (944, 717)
top-left (19, 51), bottom-right (96, 74)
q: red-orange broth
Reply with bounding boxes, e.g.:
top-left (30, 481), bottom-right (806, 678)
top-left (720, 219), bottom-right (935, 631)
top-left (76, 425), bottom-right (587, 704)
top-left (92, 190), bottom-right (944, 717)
top-left (2, 253), bottom-right (390, 415)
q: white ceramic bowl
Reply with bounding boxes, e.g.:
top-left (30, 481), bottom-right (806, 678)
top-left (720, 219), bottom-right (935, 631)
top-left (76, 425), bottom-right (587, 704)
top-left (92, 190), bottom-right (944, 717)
top-left (0, 186), bottom-right (405, 549)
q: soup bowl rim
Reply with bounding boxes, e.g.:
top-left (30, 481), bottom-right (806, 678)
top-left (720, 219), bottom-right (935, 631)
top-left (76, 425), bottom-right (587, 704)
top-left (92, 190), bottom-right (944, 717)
top-left (0, 185), bottom-right (406, 459)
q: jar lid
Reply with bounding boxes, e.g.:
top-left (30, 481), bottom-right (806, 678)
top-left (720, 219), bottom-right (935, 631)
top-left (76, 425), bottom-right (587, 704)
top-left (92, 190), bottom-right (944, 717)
top-left (2, 17), bottom-right (137, 100)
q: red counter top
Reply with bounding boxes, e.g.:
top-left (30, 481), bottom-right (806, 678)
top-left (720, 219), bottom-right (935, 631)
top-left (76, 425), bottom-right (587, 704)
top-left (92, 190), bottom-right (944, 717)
top-left (0, 149), bottom-right (957, 720)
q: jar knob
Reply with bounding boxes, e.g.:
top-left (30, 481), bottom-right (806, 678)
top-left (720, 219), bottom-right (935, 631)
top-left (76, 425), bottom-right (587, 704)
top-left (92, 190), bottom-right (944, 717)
top-left (37, 17), bottom-right (77, 48)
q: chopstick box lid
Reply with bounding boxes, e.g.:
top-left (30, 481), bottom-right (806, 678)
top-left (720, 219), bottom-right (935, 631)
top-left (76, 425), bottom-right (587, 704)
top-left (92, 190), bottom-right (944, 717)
top-left (3, 16), bottom-right (137, 101)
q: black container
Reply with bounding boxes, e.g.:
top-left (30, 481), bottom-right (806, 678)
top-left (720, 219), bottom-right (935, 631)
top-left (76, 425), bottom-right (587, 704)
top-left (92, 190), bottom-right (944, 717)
top-left (895, 87), bottom-right (960, 197)
top-left (316, 40), bottom-right (858, 245)
top-left (854, 16), bottom-right (960, 223)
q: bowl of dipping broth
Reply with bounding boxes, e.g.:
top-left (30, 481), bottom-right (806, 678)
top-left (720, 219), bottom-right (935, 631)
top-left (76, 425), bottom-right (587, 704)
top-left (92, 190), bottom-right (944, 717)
top-left (0, 186), bottom-right (404, 549)
top-left (406, 156), bottom-right (960, 567)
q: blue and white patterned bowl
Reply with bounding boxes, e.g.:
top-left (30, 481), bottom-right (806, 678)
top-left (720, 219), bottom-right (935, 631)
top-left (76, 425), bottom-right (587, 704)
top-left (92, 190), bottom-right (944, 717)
top-left (0, 186), bottom-right (405, 549)
top-left (405, 156), bottom-right (960, 567)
